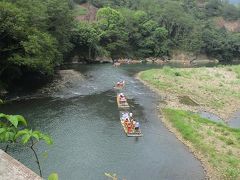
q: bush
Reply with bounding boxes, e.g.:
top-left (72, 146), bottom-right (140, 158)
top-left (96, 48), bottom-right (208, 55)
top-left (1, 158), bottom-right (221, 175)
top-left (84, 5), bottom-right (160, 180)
top-left (174, 72), bottom-right (181, 76)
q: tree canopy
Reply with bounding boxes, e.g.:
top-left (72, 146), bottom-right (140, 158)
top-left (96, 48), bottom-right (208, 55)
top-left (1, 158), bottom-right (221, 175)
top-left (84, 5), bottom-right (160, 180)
top-left (1, 0), bottom-right (240, 90)
top-left (0, 0), bottom-right (74, 89)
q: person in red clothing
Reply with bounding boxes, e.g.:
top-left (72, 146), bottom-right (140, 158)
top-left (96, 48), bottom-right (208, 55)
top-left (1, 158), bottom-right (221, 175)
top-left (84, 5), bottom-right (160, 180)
top-left (127, 121), bottom-right (132, 133)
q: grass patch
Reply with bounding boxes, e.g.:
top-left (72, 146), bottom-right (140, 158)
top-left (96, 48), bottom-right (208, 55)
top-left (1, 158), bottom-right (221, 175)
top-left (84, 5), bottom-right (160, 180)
top-left (139, 65), bottom-right (240, 119)
top-left (162, 108), bottom-right (240, 180)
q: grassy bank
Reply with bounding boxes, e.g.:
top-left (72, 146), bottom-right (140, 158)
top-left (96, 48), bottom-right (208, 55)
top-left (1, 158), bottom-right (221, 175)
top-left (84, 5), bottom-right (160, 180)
top-left (162, 108), bottom-right (240, 180)
top-left (138, 65), bottom-right (240, 179)
top-left (139, 65), bottom-right (240, 120)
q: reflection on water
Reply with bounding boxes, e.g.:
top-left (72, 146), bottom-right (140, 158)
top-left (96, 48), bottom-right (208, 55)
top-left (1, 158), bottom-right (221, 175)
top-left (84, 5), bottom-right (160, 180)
top-left (0, 64), bottom-right (204, 180)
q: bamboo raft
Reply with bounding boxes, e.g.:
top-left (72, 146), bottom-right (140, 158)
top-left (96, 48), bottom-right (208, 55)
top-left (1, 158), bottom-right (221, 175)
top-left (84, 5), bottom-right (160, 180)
top-left (119, 111), bottom-right (143, 137)
top-left (114, 82), bottom-right (125, 90)
top-left (114, 85), bottom-right (124, 90)
top-left (116, 94), bottom-right (130, 109)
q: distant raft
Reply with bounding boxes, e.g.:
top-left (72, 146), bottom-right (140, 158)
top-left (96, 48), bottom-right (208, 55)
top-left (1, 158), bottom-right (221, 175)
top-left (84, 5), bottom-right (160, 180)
top-left (116, 93), bottom-right (130, 109)
top-left (114, 81), bottom-right (125, 90)
top-left (119, 111), bottom-right (143, 137)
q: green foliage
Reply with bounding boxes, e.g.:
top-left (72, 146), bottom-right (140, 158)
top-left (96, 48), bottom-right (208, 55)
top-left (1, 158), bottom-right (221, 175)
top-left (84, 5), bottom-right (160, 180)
top-left (118, 9), bottom-right (168, 57)
top-left (85, 0), bottom-right (240, 62)
top-left (0, 113), bottom-right (27, 143)
top-left (2, 0), bottom-right (240, 89)
top-left (222, 3), bottom-right (240, 20)
top-left (0, 113), bottom-right (27, 128)
top-left (0, 0), bottom-right (74, 87)
top-left (205, 0), bottom-right (223, 17)
top-left (71, 22), bottom-right (101, 60)
top-left (0, 113), bottom-right (53, 177)
top-left (202, 26), bottom-right (240, 61)
top-left (96, 7), bottom-right (128, 58)
top-left (162, 108), bottom-right (240, 179)
top-left (48, 173), bottom-right (59, 180)
top-left (16, 129), bottom-right (53, 145)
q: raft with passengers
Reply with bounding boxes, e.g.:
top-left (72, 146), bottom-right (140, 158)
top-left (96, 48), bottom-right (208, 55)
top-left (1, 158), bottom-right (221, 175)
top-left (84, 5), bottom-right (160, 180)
top-left (120, 111), bottom-right (142, 137)
top-left (114, 80), bottom-right (125, 90)
top-left (116, 93), bottom-right (130, 109)
top-left (115, 81), bottom-right (142, 137)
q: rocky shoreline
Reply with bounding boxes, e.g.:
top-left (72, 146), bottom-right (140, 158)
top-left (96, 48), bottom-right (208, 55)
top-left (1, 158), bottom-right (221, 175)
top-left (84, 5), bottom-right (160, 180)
top-left (1, 69), bottom-right (85, 102)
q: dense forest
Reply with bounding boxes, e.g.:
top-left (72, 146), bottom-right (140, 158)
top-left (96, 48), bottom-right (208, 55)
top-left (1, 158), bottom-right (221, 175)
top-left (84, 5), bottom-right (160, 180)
top-left (1, 0), bottom-right (240, 91)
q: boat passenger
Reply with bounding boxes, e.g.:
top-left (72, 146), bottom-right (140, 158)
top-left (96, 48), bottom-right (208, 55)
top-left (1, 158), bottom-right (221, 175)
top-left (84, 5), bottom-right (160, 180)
top-left (132, 120), bottom-right (136, 126)
top-left (119, 95), bottom-right (126, 103)
top-left (120, 80), bottom-right (125, 86)
top-left (127, 121), bottom-right (132, 133)
top-left (129, 113), bottom-right (133, 120)
top-left (124, 118), bottom-right (128, 126)
top-left (132, 120), bottom-right (136, 131)
top-left (117, 82), bottom-right (121, 87)
top-left (122, 112), bottom-right (128, 120)
top-left (135, 121), bottom-right (140, 131)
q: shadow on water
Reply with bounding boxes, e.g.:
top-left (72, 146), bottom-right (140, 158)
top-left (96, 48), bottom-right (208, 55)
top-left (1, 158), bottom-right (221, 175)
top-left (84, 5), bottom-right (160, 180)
top-left (0, 64), bottom-right (205, 180)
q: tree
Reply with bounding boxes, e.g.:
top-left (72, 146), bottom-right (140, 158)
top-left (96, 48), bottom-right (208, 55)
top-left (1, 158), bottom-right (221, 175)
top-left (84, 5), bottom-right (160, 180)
top-left (121, 9), bottom-right (168, 57)
top-left (222, 3), bottom-right (240, 20)
top-left (96, 7), bottom-right (128, 59)
top-left (71, 22), bottom-right (100, 61)
top-left (158, 1), bottom-right (196, 43)
top-left (205, 0), bottom-right (223, 17)
top-left (0, 0), bottom-right (75, 89)
top-left (45, 0), bottom-right (75, 57)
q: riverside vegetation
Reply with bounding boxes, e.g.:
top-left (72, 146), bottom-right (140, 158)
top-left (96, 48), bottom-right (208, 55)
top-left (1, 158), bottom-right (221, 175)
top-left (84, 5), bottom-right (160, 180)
top-left (1, 0), bottom-right (240, 91)
top-left (139, 66), bottom-right (240, 179)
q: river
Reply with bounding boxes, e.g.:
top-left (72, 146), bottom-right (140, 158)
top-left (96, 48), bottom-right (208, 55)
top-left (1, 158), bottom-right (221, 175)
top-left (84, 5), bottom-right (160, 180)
top-left (0, 64), bottom-right (204, 180)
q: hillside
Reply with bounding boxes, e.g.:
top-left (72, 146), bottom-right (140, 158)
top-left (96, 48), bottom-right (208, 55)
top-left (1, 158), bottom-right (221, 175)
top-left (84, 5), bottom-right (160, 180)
top-left (1, 0), bottom-right (240, 92)
top-left (72, 0), bottom-right (240, 61)
top-left (74, 2), bottom-right (97, 22)
top-left (215, 17), bottom-right (240, 32)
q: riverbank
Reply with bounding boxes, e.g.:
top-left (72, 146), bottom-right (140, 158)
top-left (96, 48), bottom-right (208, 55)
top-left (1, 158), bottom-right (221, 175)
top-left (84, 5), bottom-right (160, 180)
top-left (137, 65), bottom-right (240, 180)
top-left (138, 66), bottom-right (240, 121)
